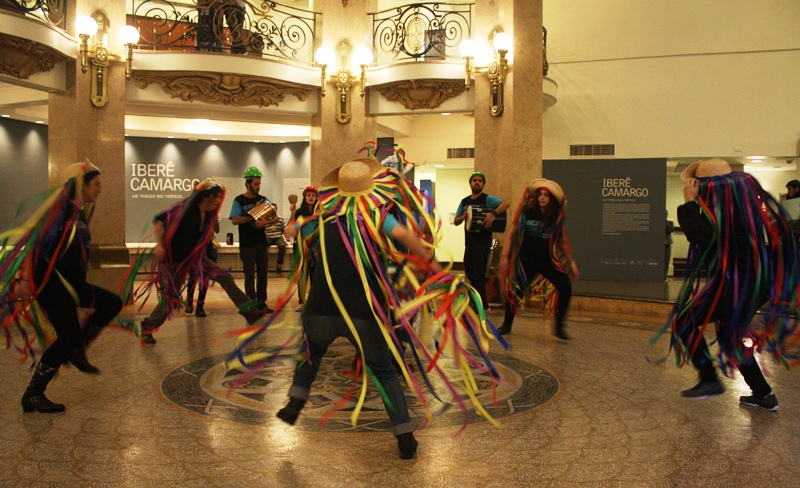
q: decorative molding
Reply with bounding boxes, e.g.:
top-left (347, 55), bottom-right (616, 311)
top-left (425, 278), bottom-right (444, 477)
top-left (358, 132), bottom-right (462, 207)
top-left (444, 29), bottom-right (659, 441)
top-left (133, 71), bottom-right (311, 108)
top-left (375, 79), bottom-right (467, 110)
top-left (0, 33), bottom-right (67, 80)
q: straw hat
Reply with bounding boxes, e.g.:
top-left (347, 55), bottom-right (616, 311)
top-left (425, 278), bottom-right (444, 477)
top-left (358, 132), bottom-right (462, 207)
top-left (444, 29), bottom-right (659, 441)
top-left (528, 178), bottom-right (564, 204)
top-left (680, 158), bottom-right (732, 182)
top-left (322, 158), bottom-right (384, 196)
top-left (62, 159), bottom-right (100, 184)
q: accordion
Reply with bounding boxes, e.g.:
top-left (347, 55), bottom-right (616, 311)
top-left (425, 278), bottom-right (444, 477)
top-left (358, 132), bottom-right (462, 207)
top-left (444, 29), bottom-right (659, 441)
top-left (466, 205), bottom-right (507, 233)
top-left (247, 200), bottom-right (276, 221)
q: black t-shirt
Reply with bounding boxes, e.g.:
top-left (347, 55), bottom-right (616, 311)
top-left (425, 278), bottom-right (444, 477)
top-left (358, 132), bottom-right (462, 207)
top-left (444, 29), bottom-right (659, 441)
top-left (233, 194), bottom-right (268, 248)
top-left (155, 204), bottom-right (205, 263)
top-left (519, 208), bottom-right (552, 262)
top-left (459, 193), bottom-right (493, 248)
top-left (304, 218), bottom-right (384, 322)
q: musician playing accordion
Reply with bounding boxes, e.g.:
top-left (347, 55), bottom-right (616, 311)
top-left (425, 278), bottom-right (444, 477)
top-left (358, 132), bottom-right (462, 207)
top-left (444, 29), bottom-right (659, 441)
top-left (453, 171), bottom-right (510, 310)
top-left (229, 166), bottom-right (277, 313)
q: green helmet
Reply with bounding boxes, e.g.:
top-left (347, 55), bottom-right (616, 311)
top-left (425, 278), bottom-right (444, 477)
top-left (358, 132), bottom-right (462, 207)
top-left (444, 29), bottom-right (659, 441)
top-left (244, 166), bottom-right (262, 178)
top-left (470, 171), bottom-right (485, 183)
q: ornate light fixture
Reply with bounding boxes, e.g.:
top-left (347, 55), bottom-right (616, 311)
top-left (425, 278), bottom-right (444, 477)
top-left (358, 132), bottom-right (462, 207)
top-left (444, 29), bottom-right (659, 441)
top-left (488, 32), bottom-right (511, 117)
top-left (76, 13), bottom-right (140, 108)
top-left (458, 31), bottom-right (513, 117)
top-left (316, 41), bottom-right (373, 124)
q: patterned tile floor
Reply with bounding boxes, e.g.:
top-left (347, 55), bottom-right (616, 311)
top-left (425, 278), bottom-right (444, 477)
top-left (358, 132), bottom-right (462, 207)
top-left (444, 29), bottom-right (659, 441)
top-left (3, 275), bottom-right (800, 487)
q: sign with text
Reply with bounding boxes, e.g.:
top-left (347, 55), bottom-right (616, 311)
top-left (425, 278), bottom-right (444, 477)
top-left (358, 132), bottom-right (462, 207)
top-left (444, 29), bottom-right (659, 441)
top-left (544, 158), bottom-right (666, 281)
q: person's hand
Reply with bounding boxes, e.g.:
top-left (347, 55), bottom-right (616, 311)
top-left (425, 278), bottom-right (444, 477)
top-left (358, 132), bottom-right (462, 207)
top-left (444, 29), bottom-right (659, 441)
top-left (683, 178), bottom-right (700, 203)
top-left (569, 261), bottom-right (580, 281)
top-left (290, 204), bottom-right (297, 213)
top-left (483, 213), bottom-right (495, 229)
top-left (153, 243), bottom-right (166, 262)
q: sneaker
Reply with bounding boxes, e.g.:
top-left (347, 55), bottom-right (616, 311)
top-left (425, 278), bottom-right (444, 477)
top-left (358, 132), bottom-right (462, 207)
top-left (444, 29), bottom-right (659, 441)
top-left (185, 305), bottom-right (193, 314)
top-left (496, 324), bottom-right (512, 336)
top-left (740, 393), bottom-right (779, 411)
top-left (142, 334), bottom-right (156, 344)
top-left (195, 306), bottom-right (206, 318)
top-left (681, 380), bottom-right (725, 399)
top-left (396, 432), bottom-right (418, 460)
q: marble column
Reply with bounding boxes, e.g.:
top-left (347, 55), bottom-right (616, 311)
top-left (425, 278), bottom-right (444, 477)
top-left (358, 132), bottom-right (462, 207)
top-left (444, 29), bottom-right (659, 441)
top-left (473, 0), bottom-right (544, 212)
top-left (309, 0), bottom-right (378, 185)
top-left (48, 0), bottom-right (127, 246)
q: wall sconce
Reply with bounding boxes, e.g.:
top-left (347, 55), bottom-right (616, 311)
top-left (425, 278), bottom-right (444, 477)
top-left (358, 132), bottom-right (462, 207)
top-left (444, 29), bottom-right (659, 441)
top-left (458, 32), bottom-right (512, 117)
top-left (76, 13), bottom-right (140, 108)
top-left (488, 32), bottom-right (511, 117)
top-left (315, 42), bottom-right (372, 124)
top-left (459, 39), bottom-right (476, 91)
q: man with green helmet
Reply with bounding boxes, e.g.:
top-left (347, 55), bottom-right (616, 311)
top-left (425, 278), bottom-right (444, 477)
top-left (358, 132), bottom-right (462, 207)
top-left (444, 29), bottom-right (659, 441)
top-left (229, 166), bottom-right (276, 312)
top-left (453, 171), bottom-right (510, 310)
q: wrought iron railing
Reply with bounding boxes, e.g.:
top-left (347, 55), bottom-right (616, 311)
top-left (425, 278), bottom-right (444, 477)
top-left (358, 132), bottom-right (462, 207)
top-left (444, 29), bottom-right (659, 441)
top-left (371, 3), bottom-right (472, 64)
top-left (0, 0), bottom-right (66, 28)
top-left (129, 0), bottom-right (317, 63)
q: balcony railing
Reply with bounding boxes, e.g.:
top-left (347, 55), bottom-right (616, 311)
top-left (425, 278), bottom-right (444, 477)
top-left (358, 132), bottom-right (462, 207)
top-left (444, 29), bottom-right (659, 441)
top-left (128, 0), bottom-right (317, 63)
top-left (0, 0), bottom-right (66, 28)
top-left (371, 2), bottom-right (472, 64)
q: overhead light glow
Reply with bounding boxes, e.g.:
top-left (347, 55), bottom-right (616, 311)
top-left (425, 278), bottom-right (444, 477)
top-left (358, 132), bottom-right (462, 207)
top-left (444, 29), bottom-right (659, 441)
top-left (35, 121), bottom-right (44, 124)
top-left (435, 164), bottom-right (445, 168)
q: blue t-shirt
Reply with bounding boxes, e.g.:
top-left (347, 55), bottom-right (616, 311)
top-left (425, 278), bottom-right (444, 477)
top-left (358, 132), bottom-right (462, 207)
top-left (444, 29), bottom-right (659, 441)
top-left (230, 194), bottom-right (270, 247)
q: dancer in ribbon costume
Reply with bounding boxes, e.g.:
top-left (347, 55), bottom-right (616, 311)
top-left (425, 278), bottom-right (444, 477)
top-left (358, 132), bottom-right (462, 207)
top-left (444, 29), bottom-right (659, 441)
top-left (123, 179), bottom-right (267, 344)
top-left (653, 159), bottom-right (800, 410)
top-left (228, 153), bottom-right (507, 459)
top-left (0, 161), bottom-right (123, 413)
top-left (497, 179), bottom-right (578, 340)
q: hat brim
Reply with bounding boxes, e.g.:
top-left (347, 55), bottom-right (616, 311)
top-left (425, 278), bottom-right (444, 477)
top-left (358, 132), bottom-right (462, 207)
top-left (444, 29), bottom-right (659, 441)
top-left (321, 158), bottom-right (385, 188)
top-left (528, 178), bottom-right (564, 204)
top-left (680, 159), bottom-right (732, 182)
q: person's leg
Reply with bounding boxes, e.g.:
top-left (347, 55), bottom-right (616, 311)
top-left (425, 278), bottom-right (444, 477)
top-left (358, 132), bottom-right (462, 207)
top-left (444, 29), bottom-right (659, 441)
top-left (538, 263), bottom-right (573, 340)
top-left (239, 246), bottom-right (257, 301)
top-left (277, 315), bottom-right (338, 424)
top-left (277, 238), bottom-right (287, 271)
top-left (22, 278), bottom-right (80, 412)
top-left (185, 275), bottom-right (197, 313)
top-left (347, 317), bottom-right (417, 459)
top-left (737, 353), bottom-right (777, 410)
top-left (675, 305), bottom-right (725, 398)
top-left (255, 244), bottom-right (268, 304)
top-left (464, 245), bottom-right (490, 309)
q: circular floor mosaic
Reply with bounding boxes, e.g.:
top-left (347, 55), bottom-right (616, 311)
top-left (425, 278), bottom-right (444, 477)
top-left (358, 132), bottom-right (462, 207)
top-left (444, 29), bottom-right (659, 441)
top-left (162, 343), bottom-right (560, 432)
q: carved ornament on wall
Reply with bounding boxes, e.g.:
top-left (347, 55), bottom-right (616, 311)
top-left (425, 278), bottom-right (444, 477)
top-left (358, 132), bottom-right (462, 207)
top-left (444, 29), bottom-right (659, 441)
top-left (0, 33), bottom-right (67, 80)
top-left (375, 79), bottom-right (467, 110)
top-left (133, 71), bottom-right (311, 108)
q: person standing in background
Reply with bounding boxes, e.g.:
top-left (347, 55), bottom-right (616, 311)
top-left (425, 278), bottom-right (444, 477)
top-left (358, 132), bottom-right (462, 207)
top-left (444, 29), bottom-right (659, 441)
top-left (264, 203), bottom-right (288, 274)
top-left (290, 186), bottom-right (319, 311)
top-left (665, 210), bottom-right (675, 281)
top-left (453, 172), bottom-right (510, 310)
top-left (185, 218), bottom-right (220, 317)
top-left (230, 167), bottom-right (276, 313)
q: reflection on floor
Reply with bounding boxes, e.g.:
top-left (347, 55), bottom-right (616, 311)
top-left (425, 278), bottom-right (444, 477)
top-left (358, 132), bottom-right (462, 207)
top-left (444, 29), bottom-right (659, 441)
top-left (3, 276), bottom-right (800, 487)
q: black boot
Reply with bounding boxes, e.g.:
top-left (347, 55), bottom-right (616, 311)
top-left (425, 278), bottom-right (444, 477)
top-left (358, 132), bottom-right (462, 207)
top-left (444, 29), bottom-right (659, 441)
top-left (21, 363), bottom-right (66, 413)
top-left (554, 324), bottom-right (570, 340)
top-left (67, 347), bottom-right (99, 374)
top-left (497, 323), bottom-right (512, 336)
top-left (396, 432), bottom-right (418, 459)
top-left (195, 305), bottom-right (206, 317)
top-left (276, 397), bottom-right (306, 425)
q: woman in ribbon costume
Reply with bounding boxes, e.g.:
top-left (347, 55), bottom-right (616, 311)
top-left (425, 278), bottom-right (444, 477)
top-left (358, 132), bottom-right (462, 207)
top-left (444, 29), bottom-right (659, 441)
top-left (1, 161), bottom-right (123, 413)
top-left (125, 179), bottom-right (266, 344)
top-left (654, 159), bottom-right (800, 410)
top-left (228, 155), bottom-right (506, 459)
top-left (497, 179), bottom-right (578, 339)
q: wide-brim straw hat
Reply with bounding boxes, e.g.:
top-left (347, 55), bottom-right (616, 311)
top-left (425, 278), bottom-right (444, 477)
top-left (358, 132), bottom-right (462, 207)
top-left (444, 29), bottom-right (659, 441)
top-left (680, 158), bottom-right (732, 182)
top-left (528, 178), bottom-right (564, 204)
top-left (62, 159), bottom-right (101, 184)
top-left (322, 158), bottom-right (384, 196)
